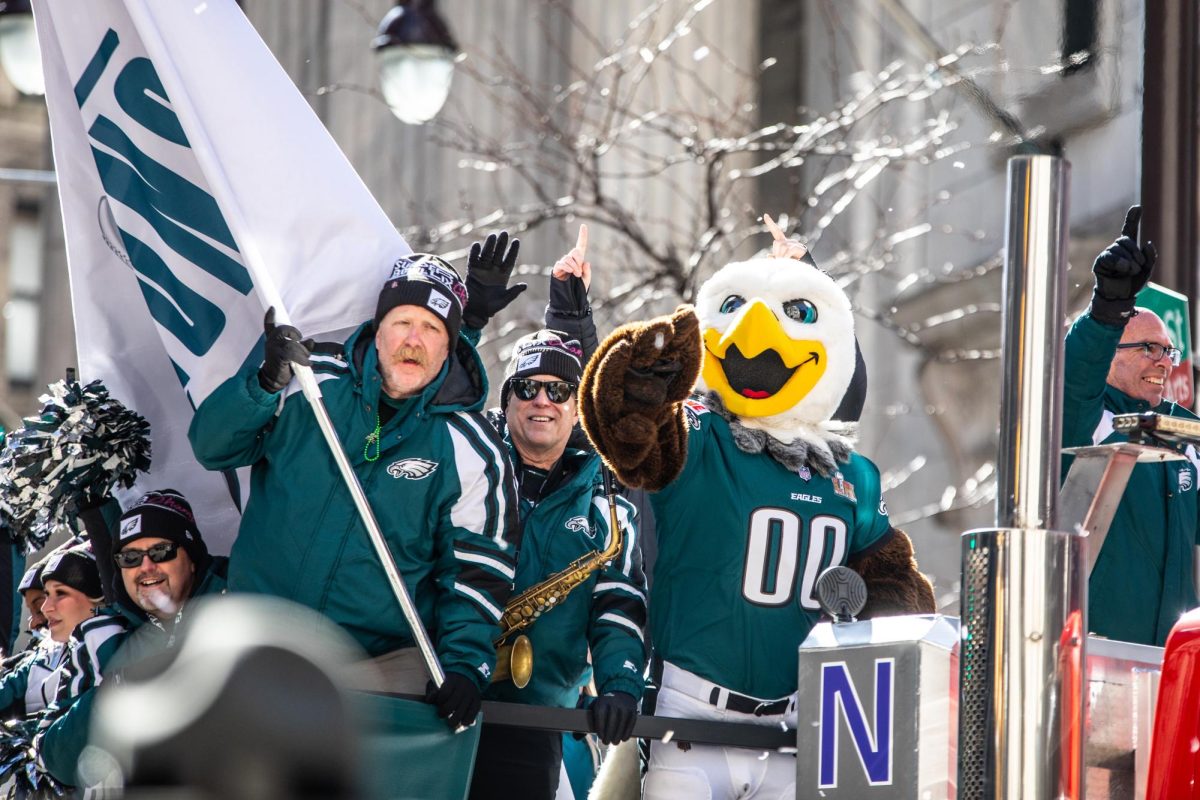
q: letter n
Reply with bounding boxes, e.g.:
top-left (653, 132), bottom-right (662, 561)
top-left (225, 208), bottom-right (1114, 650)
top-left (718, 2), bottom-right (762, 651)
top-left (818, 658), bottom-right (894, 788)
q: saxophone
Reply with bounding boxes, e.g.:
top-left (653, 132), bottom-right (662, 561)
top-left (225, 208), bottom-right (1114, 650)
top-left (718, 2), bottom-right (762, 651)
top-left (491, 468), bottom-right (625, 688)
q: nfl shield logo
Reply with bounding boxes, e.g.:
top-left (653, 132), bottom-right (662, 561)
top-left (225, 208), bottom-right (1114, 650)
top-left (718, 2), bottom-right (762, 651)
top-left (797, 465), bottom-right (812, 481)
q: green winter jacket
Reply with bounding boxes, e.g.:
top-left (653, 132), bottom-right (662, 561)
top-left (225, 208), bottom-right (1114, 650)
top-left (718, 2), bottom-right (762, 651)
top-left (485, 439), bottom-right (646, 708)
top-left (1062, 312), bottom-right (1200, 646)
top-left (189, 322), bottom-right (520, 688)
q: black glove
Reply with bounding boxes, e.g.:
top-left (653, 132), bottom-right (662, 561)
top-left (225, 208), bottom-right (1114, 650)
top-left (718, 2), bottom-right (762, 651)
top-left (463, 231), bottom-right (526, 330)
top-left (1090, 205), bottom-right (1157, 326)
top-left (257, 307), bottom-right (313, 393)
top-left (546, 275), bottom-right (599, 356)
top-left (424, 672), bottom-right (482, 729)
top-left (548, 272), bottom-right (589, 319)
top-left (589, 691), bottom-right (638, 745)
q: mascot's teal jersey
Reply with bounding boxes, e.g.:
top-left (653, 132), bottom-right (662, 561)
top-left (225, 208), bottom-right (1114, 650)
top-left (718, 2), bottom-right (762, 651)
top-left (649, 396), bottom-right (892, 699)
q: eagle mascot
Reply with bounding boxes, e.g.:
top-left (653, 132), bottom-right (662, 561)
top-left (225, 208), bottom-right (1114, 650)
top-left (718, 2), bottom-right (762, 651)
top-left (580, 216), bottom-right (935, 800)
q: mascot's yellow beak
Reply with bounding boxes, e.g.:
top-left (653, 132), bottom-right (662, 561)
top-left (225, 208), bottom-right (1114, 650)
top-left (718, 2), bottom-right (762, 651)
top-left (702, 299), bottom-right (827, 418)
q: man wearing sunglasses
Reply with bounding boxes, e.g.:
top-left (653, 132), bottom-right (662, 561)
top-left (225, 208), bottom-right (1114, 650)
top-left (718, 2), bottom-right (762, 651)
top-left (38, 489), bottom-right (227, 787)
top-left (110, 491), bottom-right (217, 624)
top-left (461, 230), bottom-right (647, 800)
top-left (1062, 205), bottom-right (1200, 647)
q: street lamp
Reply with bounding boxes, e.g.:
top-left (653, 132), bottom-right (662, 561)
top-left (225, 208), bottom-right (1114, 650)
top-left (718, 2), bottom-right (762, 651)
top-left (372, 0), bottom-right (458, 125)
top-left (0, 0), bottom-right (42, 96)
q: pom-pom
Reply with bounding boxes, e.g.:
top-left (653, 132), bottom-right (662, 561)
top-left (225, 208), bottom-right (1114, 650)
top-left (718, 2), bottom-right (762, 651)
top-left (0, 378), bottom-right (151, 553)
top-left (0, 718), bottom-right (68, 798)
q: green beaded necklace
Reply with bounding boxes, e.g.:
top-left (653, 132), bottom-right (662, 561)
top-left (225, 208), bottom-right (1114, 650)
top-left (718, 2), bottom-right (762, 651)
top-left (364, 412), bottom-right (382, 462)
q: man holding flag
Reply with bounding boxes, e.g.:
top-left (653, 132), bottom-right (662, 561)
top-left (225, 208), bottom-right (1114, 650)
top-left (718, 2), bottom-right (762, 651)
top-left (189, 254), bottom-right (521, 729)
top-left (31, 0), bottom-right (513, 790)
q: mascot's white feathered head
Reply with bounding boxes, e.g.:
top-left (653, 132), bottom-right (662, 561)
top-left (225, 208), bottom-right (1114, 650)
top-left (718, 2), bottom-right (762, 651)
top-left (695, 256), bottom-right (857, 444)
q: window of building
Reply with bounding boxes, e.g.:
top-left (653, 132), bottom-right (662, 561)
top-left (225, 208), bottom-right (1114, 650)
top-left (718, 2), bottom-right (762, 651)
top-left (4, 203), bottom-right (42, 386)
top-left (1062, 0), bottom-right (1098, 73)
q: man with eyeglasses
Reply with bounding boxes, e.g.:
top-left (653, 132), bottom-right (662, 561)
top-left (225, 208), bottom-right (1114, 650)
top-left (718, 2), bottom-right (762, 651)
top-left (461, 230), bottom-right (647, 800)
top-left (1062, 205), bottom-right (1200, 646)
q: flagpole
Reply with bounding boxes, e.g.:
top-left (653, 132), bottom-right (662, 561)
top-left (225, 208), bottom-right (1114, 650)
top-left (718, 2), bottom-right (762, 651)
top-left (122, 0), bottom-right (445, 687)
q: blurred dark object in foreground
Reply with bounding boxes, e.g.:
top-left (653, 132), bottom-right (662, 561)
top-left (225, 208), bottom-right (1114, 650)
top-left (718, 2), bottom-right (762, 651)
top-left (89, 596), bottom-right (364, 800)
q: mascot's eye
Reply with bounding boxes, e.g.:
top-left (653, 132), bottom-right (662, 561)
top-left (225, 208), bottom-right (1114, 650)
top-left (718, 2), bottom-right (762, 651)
top-left (719, 295), bottom-right (746, 314)
top-left (783, 299), bottom-right (818, 323)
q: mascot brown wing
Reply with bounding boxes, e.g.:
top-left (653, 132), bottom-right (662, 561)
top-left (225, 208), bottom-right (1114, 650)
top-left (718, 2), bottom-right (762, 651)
top-left (579, 306), bottom-right (702, 491)
top-left (849, 529), bottom-right (937, 617)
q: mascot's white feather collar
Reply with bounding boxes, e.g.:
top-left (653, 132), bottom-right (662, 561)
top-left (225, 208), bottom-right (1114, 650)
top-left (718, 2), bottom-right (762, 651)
top-left (694, 256), bottom-right (857, 456)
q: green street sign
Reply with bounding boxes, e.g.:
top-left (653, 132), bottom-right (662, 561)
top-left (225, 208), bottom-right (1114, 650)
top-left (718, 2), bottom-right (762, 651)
top-left (1137, 281), bottom-right (1193, 407)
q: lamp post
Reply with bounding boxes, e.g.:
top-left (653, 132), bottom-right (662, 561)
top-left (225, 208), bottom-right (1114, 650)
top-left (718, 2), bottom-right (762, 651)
top-left (0, 0), bottom-right (42, 96)
top-left (372, 0), bottom-right (458, 125)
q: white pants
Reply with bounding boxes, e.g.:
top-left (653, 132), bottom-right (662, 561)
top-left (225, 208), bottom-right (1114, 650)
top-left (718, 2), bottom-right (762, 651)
top-left (643, 663), bottom-right (796, 800)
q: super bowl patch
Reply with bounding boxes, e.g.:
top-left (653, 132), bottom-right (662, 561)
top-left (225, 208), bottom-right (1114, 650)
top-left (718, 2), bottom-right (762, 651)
top-left (832, 472), bottom-right (857, 503)
top-left (683, 398), bottom-right (708, 430)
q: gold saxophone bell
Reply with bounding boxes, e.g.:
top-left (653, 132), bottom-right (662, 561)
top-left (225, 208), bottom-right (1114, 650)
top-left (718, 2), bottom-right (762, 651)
top-left (509, 635), bottom-right (533, 688)
top-left (491, 634), bottom-right (534, 688)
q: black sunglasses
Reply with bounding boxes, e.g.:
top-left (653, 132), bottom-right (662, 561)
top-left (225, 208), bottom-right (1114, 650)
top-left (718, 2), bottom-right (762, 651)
top-left (114, 542), bottom-right (181, 569)
top-left (510, 378), bottom-right (577, 404)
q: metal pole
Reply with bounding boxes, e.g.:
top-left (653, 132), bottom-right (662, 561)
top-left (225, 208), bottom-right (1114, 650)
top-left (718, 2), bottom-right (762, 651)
top-left (0, 168), bottom-right (56, 185)
top-left (294, 365), bottom-right (445, 688)
top-left (995, 156), bottom-right (1070, 531)
top-left (958, 155), bottom-right (1086, 800)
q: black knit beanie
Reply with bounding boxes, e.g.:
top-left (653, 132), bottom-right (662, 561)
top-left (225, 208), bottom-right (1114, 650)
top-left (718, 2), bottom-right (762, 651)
top-left (373, 254), bottom-right (468, 344)
top-left (500, 329), bottom-right (585, 409)
top-left (18, 559), bottom-right (46, 594)
top-left (117, 489), bottom-right (209, 566)
top-left (41, 543), bottom-right (103, 600)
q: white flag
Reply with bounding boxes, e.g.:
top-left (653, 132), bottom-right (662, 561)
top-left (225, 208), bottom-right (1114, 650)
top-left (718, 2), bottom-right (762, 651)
top-left (34, 0), bottom-right (410, 551)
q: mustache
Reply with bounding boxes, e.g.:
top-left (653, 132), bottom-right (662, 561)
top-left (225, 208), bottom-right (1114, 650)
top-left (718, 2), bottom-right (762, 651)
top-left (387, 345), bottom-right (428, 367)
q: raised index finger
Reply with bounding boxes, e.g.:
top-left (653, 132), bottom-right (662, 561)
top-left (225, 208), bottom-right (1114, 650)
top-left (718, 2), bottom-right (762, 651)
top-left (1121, 205), bottom-right (1142, 242)
top-left (763, 213), bottom-right (788, 243)
top-left (576, 224), bottom-right (588, 258)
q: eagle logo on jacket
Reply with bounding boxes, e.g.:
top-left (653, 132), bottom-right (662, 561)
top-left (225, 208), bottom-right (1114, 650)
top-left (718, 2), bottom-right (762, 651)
top-left (387, 458), bottom-right (439, 480)
top-left (566, 516), bottom-right (594, 538)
